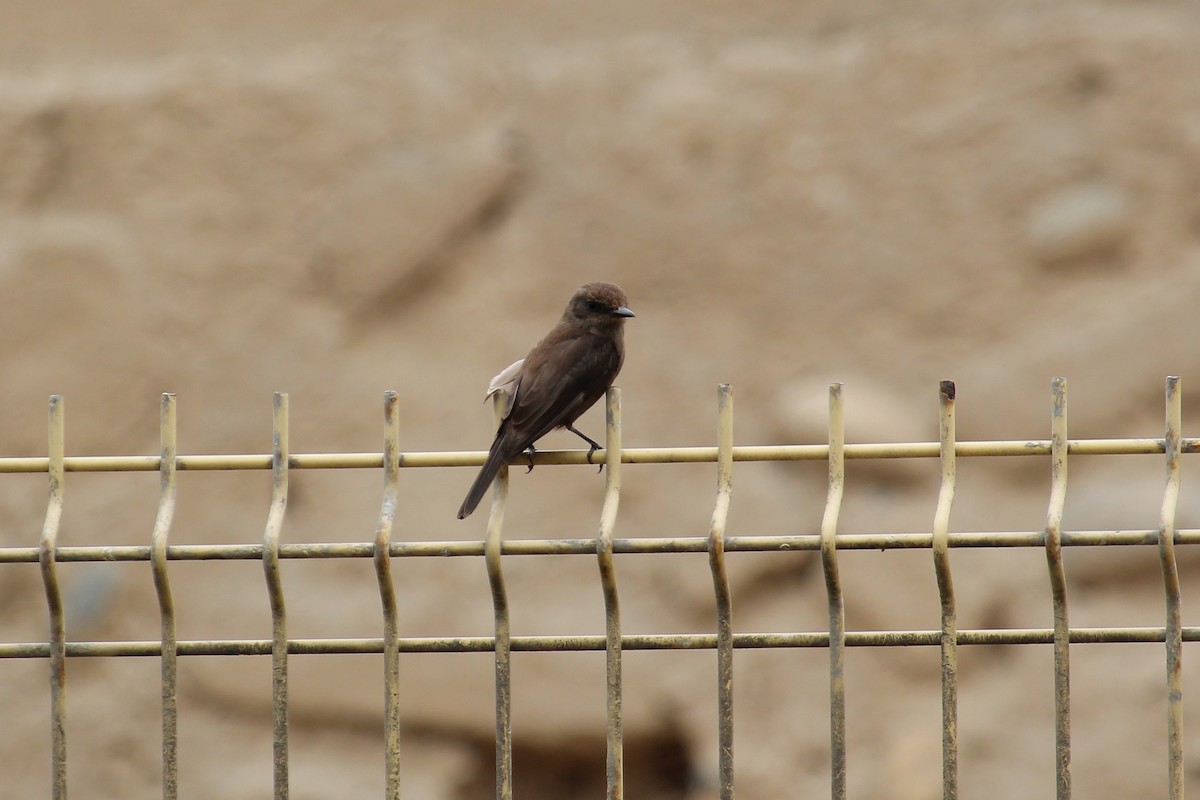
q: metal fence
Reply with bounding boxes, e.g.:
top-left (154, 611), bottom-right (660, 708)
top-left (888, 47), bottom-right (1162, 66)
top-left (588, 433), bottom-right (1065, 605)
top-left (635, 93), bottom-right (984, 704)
top-left (0, 378), bottom-right (1190, 800)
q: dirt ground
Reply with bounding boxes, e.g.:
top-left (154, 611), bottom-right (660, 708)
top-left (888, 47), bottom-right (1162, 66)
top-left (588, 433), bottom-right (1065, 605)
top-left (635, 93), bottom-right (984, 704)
top-left (2, 2), bottom-right (1200, 798)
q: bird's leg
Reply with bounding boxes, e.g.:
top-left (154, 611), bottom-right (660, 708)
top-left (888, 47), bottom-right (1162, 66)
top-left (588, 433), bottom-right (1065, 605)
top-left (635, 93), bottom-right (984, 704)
top-left (523, 443), bottom-right (537, 473)
top-left (567, 425), bottom-right (605, 473)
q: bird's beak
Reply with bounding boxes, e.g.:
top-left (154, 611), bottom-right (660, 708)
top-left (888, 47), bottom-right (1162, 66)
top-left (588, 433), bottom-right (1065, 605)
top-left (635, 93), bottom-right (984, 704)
top-left (612, 306), bottom-right (635, 318)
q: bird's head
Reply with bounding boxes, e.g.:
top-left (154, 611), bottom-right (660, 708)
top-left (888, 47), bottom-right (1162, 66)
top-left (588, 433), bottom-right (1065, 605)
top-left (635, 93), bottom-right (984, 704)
top-left (564, 282), bottom-right (636, 326)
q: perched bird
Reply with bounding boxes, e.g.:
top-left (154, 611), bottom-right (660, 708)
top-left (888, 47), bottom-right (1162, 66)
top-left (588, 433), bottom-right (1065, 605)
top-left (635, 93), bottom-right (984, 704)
top-left (457, 282), bottom-right (635, 519)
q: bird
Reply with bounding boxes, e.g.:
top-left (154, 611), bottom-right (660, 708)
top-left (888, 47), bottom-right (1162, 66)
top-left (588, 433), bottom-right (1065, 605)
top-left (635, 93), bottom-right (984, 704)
top-left (457, 282), bottom-right (635, 519)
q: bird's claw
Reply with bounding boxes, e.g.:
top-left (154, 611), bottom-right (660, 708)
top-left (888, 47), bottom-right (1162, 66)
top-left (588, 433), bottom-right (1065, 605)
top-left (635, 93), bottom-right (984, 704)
top-left (524, 445), bottom-right (537, 473)
top-left (568, 424), bottom-right (606, 473)
top-left (586, 443), bottom-right (604, 473)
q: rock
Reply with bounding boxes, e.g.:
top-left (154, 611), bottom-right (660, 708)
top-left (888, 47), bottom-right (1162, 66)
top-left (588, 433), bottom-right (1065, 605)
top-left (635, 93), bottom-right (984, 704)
top-left (306, 127), bottom-right (523, 315)
top-left (1025, 181), bottom-right (1133, 267)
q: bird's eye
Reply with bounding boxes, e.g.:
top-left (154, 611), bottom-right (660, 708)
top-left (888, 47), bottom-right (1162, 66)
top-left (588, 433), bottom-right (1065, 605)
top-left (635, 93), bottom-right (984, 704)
top-left (586, 300), bottom-right (605, 313)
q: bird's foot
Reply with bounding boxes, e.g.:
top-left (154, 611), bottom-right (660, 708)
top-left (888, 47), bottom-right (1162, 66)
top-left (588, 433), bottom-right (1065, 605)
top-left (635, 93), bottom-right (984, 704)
top-left (586, 442), bottom-right (604, 473)
top-left (523, 445), bottom-right (537, 473)
top-left (568, 425), bottom-right (606, 473)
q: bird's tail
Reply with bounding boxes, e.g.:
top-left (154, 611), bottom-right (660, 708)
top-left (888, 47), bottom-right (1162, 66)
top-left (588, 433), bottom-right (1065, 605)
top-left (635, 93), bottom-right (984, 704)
top-left (457, 444), bottom-right (510, 519)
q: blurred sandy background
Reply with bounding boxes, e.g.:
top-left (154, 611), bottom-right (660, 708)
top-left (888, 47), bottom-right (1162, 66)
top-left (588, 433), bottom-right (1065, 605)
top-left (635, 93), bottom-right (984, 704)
top-left (2, 2), bottom-right (1200, 797)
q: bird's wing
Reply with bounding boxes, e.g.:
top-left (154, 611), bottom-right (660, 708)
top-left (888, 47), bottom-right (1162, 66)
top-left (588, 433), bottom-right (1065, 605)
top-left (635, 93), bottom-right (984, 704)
top-left (502, 330), bottom-right (618, 452)
top-left (485, 358), bottom-right (524, 418)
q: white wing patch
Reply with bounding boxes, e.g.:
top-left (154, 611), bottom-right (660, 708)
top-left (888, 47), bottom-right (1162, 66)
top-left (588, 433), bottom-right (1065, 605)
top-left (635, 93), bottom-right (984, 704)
top-left (485, 358), bottom-right (524, 418)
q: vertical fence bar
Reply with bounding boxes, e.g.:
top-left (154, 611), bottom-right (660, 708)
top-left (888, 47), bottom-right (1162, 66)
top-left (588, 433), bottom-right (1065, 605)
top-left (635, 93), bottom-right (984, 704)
top-left (38, 396), bottom-right (67, 800)
top-left (932, 381), bottom-right (958, 800)
top-left (1043, 379), bottom-right (1071, 799)
top-left (820, 384), bottom-right (847, 800)
top-left (708, 384), bottom-right (735, 799)
top-left (1159, 376), bottom-right (1183, 800)
top-left (374, 392), bottom-right (402, 799)
top-left (597, 388), bottom-right (624, 800)
top-left (150, 394), bottom-right (180, 800)
top-left (484, 391), bottom-right (513, 800)
top-left (262, 393), bottom-right (291, 800)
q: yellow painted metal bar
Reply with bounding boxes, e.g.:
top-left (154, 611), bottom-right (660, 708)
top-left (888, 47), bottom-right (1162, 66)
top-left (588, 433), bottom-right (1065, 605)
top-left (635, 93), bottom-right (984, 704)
top-left (1159, 377), bottom-right (1183, 800)
top-left (8, 624), bottom-right (1200, 660)
top-left (484, 391), bottom-right (513, 800)
top-left (38, 396), bottom-right (67, 800)
top-left (1043, 379), bottom-right (1071, 799)
top-left (262, 393), bottom-right (291, 800)
top-left (373, 392), bottom-right (402, 799)
top-left (708, 384), bottom-right (735, 800)
top-left (1, 435), bottom-right (1196, 475)
top-left (150, 394), bottom-right (180, 800)
top-left (10, 526), bottom-right (1200, 565)
top-left (820, 384), bottom-right (847, 800)
top-left (6, 527), bottom-right (1200, 566)
top-left (596, 388), bottom-right (625, 799)
top-left (932, 382), bottom-right (959, 800)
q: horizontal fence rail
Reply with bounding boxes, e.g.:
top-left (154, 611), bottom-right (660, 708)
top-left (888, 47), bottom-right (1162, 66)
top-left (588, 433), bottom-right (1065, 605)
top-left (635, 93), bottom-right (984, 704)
top-left (4, 626), bottom-right (1200, 659)
top-left (3, 529), bottom-right (1200, 564)
top-left (0, 379), bottom-right (1190, 800)
top-left (0, 437), bottom-right (1195, 473)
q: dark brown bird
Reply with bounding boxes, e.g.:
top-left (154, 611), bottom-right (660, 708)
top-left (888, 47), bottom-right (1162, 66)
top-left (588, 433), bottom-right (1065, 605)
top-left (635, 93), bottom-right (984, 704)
top-left (457, 282), bottom-right (635, 519)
